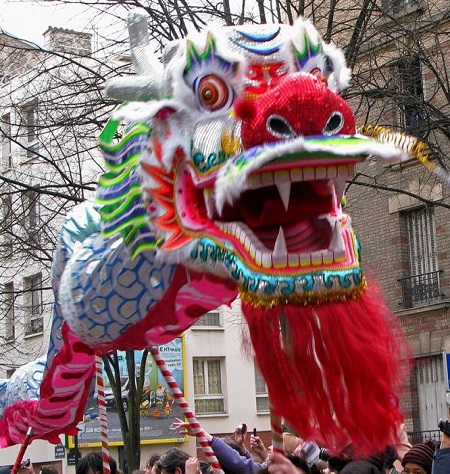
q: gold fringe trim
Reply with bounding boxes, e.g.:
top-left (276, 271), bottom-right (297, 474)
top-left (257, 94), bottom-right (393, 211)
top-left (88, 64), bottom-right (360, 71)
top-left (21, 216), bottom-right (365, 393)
top-left (240, 278), bottom-right (368, 309)
top-left (358, 125), bottom-right (436, 172)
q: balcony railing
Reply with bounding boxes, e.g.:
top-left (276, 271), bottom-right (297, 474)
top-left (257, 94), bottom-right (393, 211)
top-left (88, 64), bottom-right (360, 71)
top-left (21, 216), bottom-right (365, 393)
top-left (398, 270), bottom-right (443, 308)
top-left (408, 430), bottom-right (441, 445)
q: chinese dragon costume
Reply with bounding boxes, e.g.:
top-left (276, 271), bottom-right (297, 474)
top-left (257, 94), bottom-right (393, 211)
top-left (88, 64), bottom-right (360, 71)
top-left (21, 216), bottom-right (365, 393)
top-left (2, 12), bottom-right (442, 457)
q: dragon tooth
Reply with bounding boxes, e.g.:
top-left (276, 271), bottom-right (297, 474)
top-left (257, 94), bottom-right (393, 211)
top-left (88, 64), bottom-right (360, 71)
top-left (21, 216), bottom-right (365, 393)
top-left (337, 164), bottom-right (349, 179)
top-left (290, 168), bottom-right (303, 183)
top-left (315, 167), bottom-right (327, 180)
top-left (303, 167), bottom-right (314, 181)
top-left (262, 252), bottom-right (272, 268)
top-left (299, 253), bottom-right (311, 267)
top-left (311, 251), bottom-right (323, 266)
top-left (274, 171), bottom-right (291, 211)
top-left (203, 189), bottom-right (215, 219)
top-left (327, 166), bottom-right (337, 179)
top-left (334, 177), bottom-right (346, 205)
top-left (261, 172), bottom-right (274, 186)
top-left (248, 174), bottom-right (262, 189)
top-left (273, 226), bottom-right (288, 257)
top-left (329, 221), bottom-right (346, 253)
top-left (255, 249), bottom-right (262, 266)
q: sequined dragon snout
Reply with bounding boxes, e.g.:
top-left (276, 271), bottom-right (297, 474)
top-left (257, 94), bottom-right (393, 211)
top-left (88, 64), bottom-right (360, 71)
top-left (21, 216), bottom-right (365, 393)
top-left (235, 73), bottom-right (356, 150)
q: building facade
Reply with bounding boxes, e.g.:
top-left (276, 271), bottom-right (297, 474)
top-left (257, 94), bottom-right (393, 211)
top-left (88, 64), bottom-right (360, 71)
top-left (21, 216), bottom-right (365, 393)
top-left (343, 0), bottom-right (450, 440)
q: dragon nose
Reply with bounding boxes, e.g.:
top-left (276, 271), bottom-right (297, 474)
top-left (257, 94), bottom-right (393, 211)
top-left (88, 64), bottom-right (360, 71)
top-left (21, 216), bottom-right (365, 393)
top-left (266, 115), bottom-right (296, 140)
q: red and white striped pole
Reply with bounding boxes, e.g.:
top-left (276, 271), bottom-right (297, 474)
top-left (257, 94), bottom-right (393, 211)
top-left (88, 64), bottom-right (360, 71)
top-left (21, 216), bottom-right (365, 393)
top-left (11, 427), bottom-right (33, 474)
top-left (150, 346), bottom-right (224, 474)
top-left (269, 408), bottom-right (284, 454)
top-left (95, 352), bottom-right (111, 474)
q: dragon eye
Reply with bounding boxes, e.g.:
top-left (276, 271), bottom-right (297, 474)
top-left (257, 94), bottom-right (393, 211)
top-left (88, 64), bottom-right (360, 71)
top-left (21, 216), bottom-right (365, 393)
top-left (197, 75), bottom-right (231, 111)
top-left (310, 67), bottom-right (327, 83)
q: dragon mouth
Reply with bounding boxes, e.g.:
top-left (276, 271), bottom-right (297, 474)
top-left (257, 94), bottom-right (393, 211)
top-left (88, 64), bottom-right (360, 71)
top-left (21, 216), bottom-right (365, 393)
top-left (200, 162), bottom-right (356, 271)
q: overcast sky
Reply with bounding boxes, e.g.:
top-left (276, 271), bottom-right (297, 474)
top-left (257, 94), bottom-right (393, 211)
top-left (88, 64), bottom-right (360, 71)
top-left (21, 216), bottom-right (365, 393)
top-left (0, 0), bottom-right (124, 47)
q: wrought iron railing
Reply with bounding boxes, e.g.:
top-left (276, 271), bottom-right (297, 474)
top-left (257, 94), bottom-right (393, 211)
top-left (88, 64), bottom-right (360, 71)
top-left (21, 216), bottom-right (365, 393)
top-left (398, 270), bottom-right (443, 308)
top-left (408, 429), bottom-right (441, 444)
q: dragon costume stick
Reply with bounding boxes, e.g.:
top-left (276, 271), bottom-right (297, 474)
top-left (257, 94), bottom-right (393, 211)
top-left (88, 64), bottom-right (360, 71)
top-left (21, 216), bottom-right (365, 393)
top-left (11, 427), bottom-right (33, 474)
top-left (150, 347), bottom-right (224, 473)
top-left (95, 354), bottom-right (111, 474)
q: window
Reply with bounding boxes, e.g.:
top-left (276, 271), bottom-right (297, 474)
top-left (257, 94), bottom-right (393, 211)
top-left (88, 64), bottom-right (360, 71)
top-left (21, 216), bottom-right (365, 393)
top-left (415, 355), bottom-right (447, 432)
top-left (22, 190), bottom-right (39, 231)
top-left (399, 207), bottom-right (440, 307)
top-left (193, 358), bottom-right (225, 414)
top-left (382, 0), bottom-right (421, 14)
top-left (397, 56), bottom-right (424, 134)
top-left (23, 273), bottom-right (43, 336)
top-left (21, 101), bottom-right (39, 159)
top-left (254, 364), bottom-right (269, 413)
top-left (193, 311), bottom-right (221, 328)
top-left (1, 113), bottom-right (12, 169)
top-left (3, 282), bottom-right (15, 342)
top-left (2, 195), bottom-right (13, 255)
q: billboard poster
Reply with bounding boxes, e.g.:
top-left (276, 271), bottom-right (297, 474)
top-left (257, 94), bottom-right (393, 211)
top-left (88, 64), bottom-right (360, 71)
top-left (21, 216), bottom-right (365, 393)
top-left (69, 338), bottom-right (186, 447)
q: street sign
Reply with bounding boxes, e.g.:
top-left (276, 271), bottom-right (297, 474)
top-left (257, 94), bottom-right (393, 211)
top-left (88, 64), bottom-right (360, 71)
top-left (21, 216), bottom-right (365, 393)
top-left (54, 444), bottom-right (65, 459)
top-left (67, 450), bottom-right (78, 466)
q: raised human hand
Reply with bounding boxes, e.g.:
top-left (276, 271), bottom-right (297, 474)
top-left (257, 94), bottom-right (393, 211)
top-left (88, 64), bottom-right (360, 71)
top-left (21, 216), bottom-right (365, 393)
top-left (185, 457), bottom-right (201, 474)
top-left (267, 452), bottom-right (299, 474)
top-left (250, 434), bottom-right (269, 460)
top-left (171, 417), bottom-right (212, 441)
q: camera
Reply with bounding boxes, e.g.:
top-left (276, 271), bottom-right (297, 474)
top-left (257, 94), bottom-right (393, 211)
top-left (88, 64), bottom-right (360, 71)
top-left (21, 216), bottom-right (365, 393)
top-left (319, 448), bottom-right (332, 462)
top-left (300, 441), bottom-right (321, 466)
top-left (237, 423), bottom-right (247, 435)
top-left (438, 418), bottom-right (450, 435)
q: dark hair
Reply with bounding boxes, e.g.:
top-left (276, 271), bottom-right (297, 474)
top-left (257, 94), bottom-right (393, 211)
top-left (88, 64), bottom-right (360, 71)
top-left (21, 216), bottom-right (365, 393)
top-left (158, 448), bottom-right (190, 474)
top-left (76, 452), bottom-right (117, 474)
top-left (41, 467), bottom-right (59, 474)
top-left (198, 461), bottom-right (211, 474)
top-left (286, 455), bottom-right (311, 474)
top-left (147, 455), bottom-right (160, 468)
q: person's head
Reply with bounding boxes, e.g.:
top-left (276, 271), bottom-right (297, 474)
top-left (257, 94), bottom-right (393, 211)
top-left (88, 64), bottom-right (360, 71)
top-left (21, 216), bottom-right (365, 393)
top-left (158, 448), bottom-right (190, 474)
top-left (401, 440), bottom-right (437, 474)
top-left (222, 437), bottom-right (247, 456)
top-left (326, 456), bottom-right (351, 473)
top-left (76, 452), bottom-right (117, 474)
top-left (283, 432), bottom-right (303, 455)
top-left (339, 459), bottom-right (380, 474)
top-left (40, 467), bottom-right (58, 474)
top-left (382, 445), bottom-right (398, 472)
top-left (286, 455), bottom-right (311, 474)
top-left (145, 455), bottom-right (161, 474)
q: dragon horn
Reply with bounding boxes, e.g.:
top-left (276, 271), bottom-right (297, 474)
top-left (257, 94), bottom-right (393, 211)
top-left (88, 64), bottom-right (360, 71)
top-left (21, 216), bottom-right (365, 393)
top-left (105, 10), bottom-right (163, 102)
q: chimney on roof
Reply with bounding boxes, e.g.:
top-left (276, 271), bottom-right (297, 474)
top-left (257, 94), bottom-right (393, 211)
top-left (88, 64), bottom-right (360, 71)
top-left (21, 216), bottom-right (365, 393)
top-left (43, 27), bottom-right (92, 56)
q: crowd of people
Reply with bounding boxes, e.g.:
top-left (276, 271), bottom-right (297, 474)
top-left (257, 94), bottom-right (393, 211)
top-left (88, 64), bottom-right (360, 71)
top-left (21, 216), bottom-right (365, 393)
top-left (4, 420), bottom-right (447, 474)
top-left (131, 417), bottom-right (450, 474)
